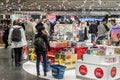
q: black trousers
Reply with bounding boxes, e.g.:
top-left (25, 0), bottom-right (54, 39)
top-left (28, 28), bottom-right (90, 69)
top-left (13, 47), bottom-right (23, 66)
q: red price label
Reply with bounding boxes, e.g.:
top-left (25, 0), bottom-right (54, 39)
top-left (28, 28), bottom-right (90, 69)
top-left (94, 68), bottom-right (104, 79)
top-left (79, 65), bottom-right (87, 75)
top-left (111, 67), bottom-right (117, 77)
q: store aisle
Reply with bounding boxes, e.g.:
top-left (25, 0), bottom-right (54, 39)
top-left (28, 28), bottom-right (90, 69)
top-left (0, 47), bottom-right (48, 80)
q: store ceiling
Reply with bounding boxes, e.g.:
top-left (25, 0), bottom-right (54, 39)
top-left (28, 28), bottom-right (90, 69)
top-left (0, 0), bottom-right (120, 12)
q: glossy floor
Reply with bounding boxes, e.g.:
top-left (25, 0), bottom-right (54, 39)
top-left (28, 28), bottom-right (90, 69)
top-left (0, 47), bottom-right (48, 80)
top-left (23, 61), bottom-right (79, 80)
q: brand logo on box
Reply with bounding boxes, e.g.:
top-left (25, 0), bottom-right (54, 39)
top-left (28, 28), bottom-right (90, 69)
top-left (111, 67), bottom-right (117, 77)
top-left (79, 65), bottom-right (87, 75)
top-left (94, 68), bottom-right (104, 78)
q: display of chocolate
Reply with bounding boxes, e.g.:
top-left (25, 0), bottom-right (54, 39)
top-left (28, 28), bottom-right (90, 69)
top-left (86, 48), bottom-right (105, 56)
top-left (114, 48), bottom-right (120, 55)
top-left (102, 40), bottom-right (108, 45)
top-left (96, 39), bottom-right (112, 45)
top-left (50, 40), bottom-right (68, 47)
top-left (96, 50), bottom-right (105, 56)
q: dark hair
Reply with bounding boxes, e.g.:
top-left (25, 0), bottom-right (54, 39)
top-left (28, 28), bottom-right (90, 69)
top-left (102, 18), bottom-right (107, 22)
top-left (13, 20), bottom-right (19, 25)
top-left (13, 20), bottom-right (17, 25)
top-left (38, 26), bottom-right (45, 33)
top-left (35, 22), bottom-right (43, 31)
top-left (111, 19), bottom-right (116, 23)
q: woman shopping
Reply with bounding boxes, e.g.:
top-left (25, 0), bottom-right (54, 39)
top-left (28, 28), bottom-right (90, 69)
top-left (8, 20), bottom-right (27, 67)
top-left (34, 26), bottom-right (50, 76)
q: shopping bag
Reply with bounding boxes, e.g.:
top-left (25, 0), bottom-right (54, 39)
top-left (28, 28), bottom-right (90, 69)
top-left (23, 45), bottom-right (28, 59)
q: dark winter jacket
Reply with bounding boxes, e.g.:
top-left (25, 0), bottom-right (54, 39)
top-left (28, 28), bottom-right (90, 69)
top-left (35, 33), bottom-right (50, 51)
top-left (89, 24), bottom-right (98, 34)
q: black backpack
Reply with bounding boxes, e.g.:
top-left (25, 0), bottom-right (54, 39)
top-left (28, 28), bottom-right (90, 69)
top-left (11, 28), bottom-right (21, 42)
top-left (34, 36), bottom-right (46, 50)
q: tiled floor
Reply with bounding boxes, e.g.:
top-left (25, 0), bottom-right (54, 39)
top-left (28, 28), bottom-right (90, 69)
top-left (0, 47), bottom-right (48, 80)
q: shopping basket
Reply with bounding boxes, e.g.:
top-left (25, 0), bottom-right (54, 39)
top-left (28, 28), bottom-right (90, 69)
top-left (51, 64), bottom-right (66, 79)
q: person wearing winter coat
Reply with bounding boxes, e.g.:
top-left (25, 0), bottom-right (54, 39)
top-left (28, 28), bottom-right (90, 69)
top-left (2, 22), bottom-right (10, 48)
top-left (79, 21), bottom-right (88, 42)
top-left (97, 19), bottom-right (109, 40)
top-left (89, 21), bottom-right (98, 43)
top-left (34, 26), bottom-right (50, 76)
top-left (8, 20), bottom-right (27, 67)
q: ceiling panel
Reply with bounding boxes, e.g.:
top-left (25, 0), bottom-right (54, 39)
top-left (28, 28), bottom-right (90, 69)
top-left (0, 0), bottom-right (120, 12)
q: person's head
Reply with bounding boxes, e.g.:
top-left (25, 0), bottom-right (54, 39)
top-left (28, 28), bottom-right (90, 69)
top-left (5, 22), bottom-right (9, 26)
top-left (30, 18), bottom-right (35, 22)
top-left (36, 22), bottom-right (43, 31)
top-left (13, 20), bottom-right (19, 25)
top-left (110, 19), bottom-right (116, 26)
top-left (102, 19), bottom-right (107, 25)
top-left (38, 26), bottom-right (45, 34)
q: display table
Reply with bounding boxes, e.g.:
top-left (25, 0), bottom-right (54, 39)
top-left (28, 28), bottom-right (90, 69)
top-left (76, 55), bottom-right (120, 80)
top-left (49, 46), bottom-right (88, 58)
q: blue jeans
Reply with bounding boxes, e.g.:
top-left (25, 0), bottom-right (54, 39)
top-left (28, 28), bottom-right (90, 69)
top-left (91, 34), bottom-right (96, 43)
top-left (35, 50), bottom-right (47, 74)
top-left (79, 30), bottom-right (84, 42)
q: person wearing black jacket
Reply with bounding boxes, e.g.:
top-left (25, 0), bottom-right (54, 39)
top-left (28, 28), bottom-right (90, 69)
top-left (34, 26), bottom-right (50, 76)
top-left (89, 22), bottom-right (98, 43)
top-left (2, 22), bottom-right (10, 48)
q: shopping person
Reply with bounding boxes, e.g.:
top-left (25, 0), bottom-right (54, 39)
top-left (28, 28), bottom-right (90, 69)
top-left (97, 19), bottom-right (109, 40)
top-left (79, 21), bottom-right (88, 42)
top-left (34, 26), bottom-right (50, 76)
top-left (2, 22), bottom-right (10, 49)
top-left (110, 19), bottom-right (120, 46)
top-left (88, 21), bottom-right (98, 43)
top-left (8, 20), bottom-right (27, 67)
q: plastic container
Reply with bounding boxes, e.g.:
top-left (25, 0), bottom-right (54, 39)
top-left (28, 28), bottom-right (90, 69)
top-left (51, 64), bottom-right (66, 79)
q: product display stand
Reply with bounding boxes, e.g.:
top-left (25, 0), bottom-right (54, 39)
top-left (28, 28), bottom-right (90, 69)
top-left (76, 54), bottom-right (120, 80)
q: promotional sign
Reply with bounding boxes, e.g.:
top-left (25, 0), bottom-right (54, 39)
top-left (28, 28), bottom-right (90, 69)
top-left (94, 68), bottom-right (104, 79)
top-left (111, 67), bottom-right (117, 78)
top-left (79, 65), bottom-right (88, 75)
top-left (111, 26), bottom-right (120, 42)
top-left (47, 13), bottom-right (56, 23)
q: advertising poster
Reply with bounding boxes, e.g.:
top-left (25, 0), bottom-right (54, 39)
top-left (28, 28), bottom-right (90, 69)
top-left (47, 13), bottom-right (56, 23)
top-left (111, 26), bottom-right (120, 42)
